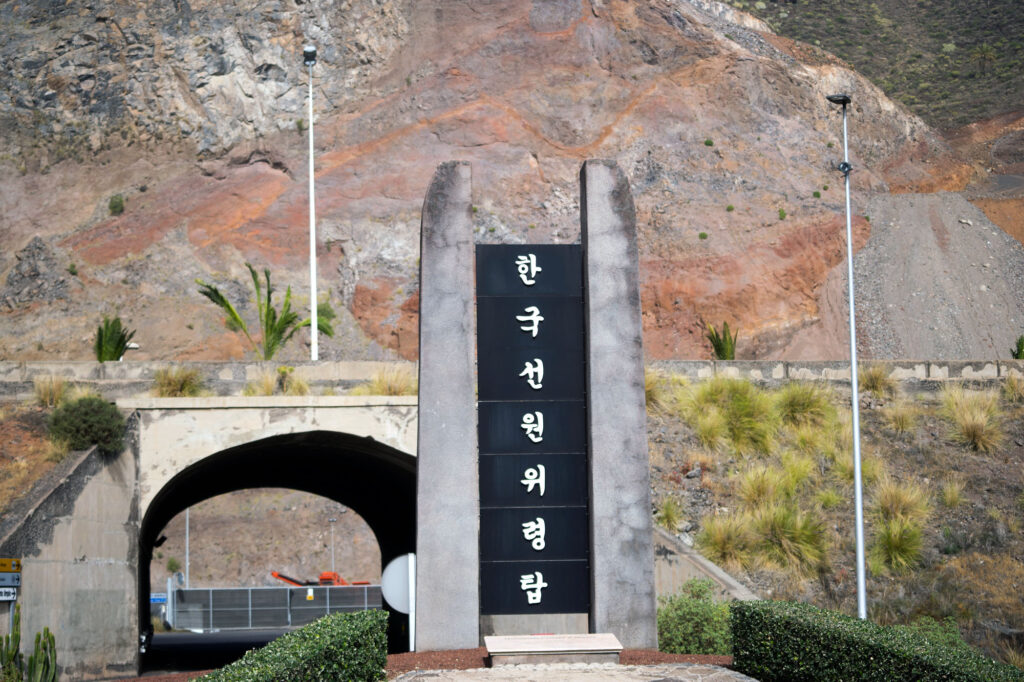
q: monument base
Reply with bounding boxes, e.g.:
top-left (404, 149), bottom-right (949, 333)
top-left (484, 633), bottom-right (622, 666)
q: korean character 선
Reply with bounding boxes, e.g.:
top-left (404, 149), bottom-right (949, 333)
top-left (519, 358), bottom-right (544, 390)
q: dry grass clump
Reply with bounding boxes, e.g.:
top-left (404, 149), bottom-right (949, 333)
top-left (775, 382), bottom-right (836, 427)
top-left (882, 400), bottom-right (919, 436)
top-left (1003, 374), bottom-right (1024, 404)
top-left (646, 368), bottom-right (686, 412)
top-left (33, 375), bottom-right (67, 407)
top-left (153, 367), bottom-right (204, 397)
top-left (860, 364), bottom-right (896, 397)
top-left (736, 465), bottom-right (785, 508)
top-left (694, 407), bottom-right (727, 450)
top-left (350, 366), bottom-right (418, 396)
top-left (656, 496), bottom-right (684, 532)
top-left (64, 384), bottom-right (101, 402)
top-left (242, 372), bottom-right (277, 396)
top-left (940, 474), bottom-right (965, 508)
top-left (696, 513), bottom-right (753, 570)
top-left (940, 385), bottom-right (1004, 452)
top-left (45, 437), bottom-right (71, 463)
top-left (681, 376), bottom-right (778, 455)
top-left (872, 476), bottom-right (931, 525)
top-left (750, 503), bottom-right (826, 575)
top-left (833, 448), bottom-right (886, 486)
top-left (869, 517), bottom-right (924, 574)
top-left (938, 553), bottom-right (1024, 631)
top-left (814, 487), bottom-right (844, 510)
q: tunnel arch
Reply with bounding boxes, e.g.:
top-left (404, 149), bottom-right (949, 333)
top-left (137, 430), bottom-right (416, 655)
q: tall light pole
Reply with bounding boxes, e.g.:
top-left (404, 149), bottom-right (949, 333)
top-left (827, 92), bottom-right (867, 620)
top-left (304, 44), bottom-right (319, 361)
top-left (328, 517), bottom-right (337, 573)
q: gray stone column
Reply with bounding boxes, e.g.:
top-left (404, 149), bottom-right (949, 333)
top-left (415, 161), bottom-right (479, 650)
top-left (580, 159), bottom-right (657, 648)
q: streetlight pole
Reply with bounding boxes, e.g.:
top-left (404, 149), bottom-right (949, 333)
top-left (304, 44), bottom-right (319, 362)
top-left (328, 517), bottom-right (337, 573)
top-left (827, 93), bottom-right (867, 620)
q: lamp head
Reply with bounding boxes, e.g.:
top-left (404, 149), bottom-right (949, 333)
top-left (826, 93), bottom-right (851, 106)
top-left (303, 45), bottom-right (317, 66)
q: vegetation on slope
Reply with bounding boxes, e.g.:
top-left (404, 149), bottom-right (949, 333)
top-left (729, 0), bottom-right (1024, 129)
top-left (647, 371), bottom-right (1024, 667)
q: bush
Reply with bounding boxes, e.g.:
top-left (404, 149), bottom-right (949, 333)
top-left (657, 578), bottom-right (732, 655)
top-left (200, 610), bottom-right (387, 681)
top-left (47, 396), bottom-right (125, 455)
top-left (108, 194), bottom-right (125, 216)
top-left (153, 368), bottom-right (204, 397)
top-left (730, 600), bottom-right (1024, 682)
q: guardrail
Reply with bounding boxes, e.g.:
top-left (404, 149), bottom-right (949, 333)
top-left (162, 584), bottom-right (382, 631)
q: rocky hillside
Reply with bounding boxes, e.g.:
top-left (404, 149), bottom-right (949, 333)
top-left (0, 0), bottom-right (1019, 363)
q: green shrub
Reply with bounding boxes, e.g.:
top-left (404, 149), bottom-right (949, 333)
top-left (657, 578), bottom-right (732, 655)
top-left (699, 231), bottom-right (708, 240)
top-left (108, 194), bottom-right (124, 216)
top-left (813, 190), bottom-right (821, 198)
top-left (200, 610), bottom-right (387, 681)
top-left (726, 204), bottom-right (735, 212)
top-left (47, 396), bottom-right (126, 455)
top-left (778, 208), bottom-right (787, 220)
top-left (730, 600), bottom-right (1024, 682)
top-left (704, 138), bottom-right (714, 146)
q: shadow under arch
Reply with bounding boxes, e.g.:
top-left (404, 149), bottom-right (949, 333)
top-left (138, 429), bottom-right (416, 660)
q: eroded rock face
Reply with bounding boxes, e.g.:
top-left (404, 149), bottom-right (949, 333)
top-left (2, 238), bottom-right (69, 310)
top-left (0, 0), bottom-right (970, 361)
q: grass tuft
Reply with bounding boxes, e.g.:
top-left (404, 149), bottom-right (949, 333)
top-left (656, 496), bottom-right (684, 532)
top-left (814, 487), bottom-right (844, 510)
top-left (882, 401), bottom-right (918, 436)
top-left (870, 517), bottom-right (923, 574)
top-left (153, 367), bottom-right (204, 397)
top-left (872, 476), bottom-right (930, 524)
top-left (242, 372), bottom-right (276, 396)
top-left (1003, 374), bottom-right (1024, 404)
top-left (33, 375), bottom-right (67, 407)
top-left (940, 385), bottom-right (1004, 452)
top-left (859, 364), bottom-right (896, 397)
top-left (750, 503), bottom-right (826, 574)
top-left (350, 366), bottom-right (418, 396)
top-left (940, 474), bottom-right (965, 508)
top-left (775, 382), bottom-right (835, 427)
top-left (695, 407), bottom-right (727, 451)
top-left (736, 465), bottom-right (785, 509)
top-left (697, 513), bottom-right (753, 570)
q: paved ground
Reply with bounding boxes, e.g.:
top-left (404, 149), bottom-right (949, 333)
top-left (394, 663), bottom-right (755, 681)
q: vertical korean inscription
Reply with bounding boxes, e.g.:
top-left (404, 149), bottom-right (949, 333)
top-left (477, 244), bottom-right (589, 616)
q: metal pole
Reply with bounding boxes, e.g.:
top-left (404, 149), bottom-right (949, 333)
top-left (185, 507), bottom-right (190, 590)
top-left (839, 100), bottom-right (868, 620)
top-left (329, 518), bottom-right (336, 573)
top-left (308, 61), bottom-right (318, 362)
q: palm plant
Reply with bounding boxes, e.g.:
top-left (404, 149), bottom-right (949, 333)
top-left (705, 321), bottom-right (738, 360)
top-left (1010, 334), bottom-right (1024, 359)
top-left (197, 263), bottom-right (335, 361)
top-left (969, 43), bottom-right (996, 74)
top-left (93, 316), bottom-right (136, 362)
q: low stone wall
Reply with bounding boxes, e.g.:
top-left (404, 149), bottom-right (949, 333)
top-left (0, 360), bottom-right (416, 401)
top-left (1, 359), bottom-right (1021, 403)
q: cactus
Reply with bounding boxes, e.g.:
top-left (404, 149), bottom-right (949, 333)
top-left (25, 627), bottom-right (56, 682)
top-left (1, 604), bottom-right (23, 680)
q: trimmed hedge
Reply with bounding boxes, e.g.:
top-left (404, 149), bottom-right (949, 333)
top-left (731, 600), bottom-right (1024, 682)
top-left (201, 610), bottom-right (387, 682)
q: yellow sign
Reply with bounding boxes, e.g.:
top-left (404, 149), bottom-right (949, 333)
top-left (0, 559), bottom-right (21, 573)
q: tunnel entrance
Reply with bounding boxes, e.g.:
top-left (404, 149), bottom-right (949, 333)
top-left (138, 430), bottom-right (416, 668)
